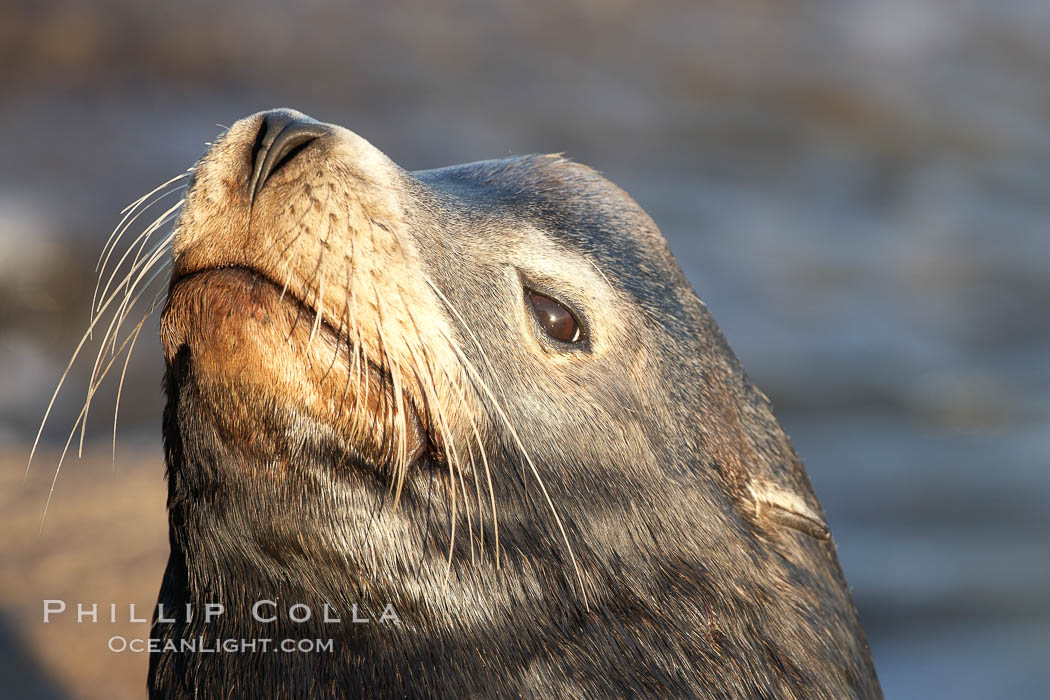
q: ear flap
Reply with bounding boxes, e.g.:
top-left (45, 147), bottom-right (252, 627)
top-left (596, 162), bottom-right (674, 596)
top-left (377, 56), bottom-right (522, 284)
top-left (697, 368), bottom-right (832, 541)
top-left (749, 481), bottom-right (830, 540)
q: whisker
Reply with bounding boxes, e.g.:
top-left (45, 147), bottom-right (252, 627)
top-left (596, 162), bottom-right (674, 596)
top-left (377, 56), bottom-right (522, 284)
top-left (402, 313), bottom-right (474, 573)
top-left (109, 226), bottom-right (178, 349)
top-left (25, 235), bottom-right (174, 480)
top-left (364, 222), bottom-right (408, 507)
top-left (112, 285), bottom-right (167, 467)
top-left (445, 361), bottom-right (498, 565)
top-left (308, 254), bottom-right (326, 349)
top-left (424, 276), bottom-right (588, 607)
top-left (372, 294), bottom-right (410, 508)
top-left (79, 234), bottom-right (175, 456)
top-left (320, 260), bottom-right (352, 385)
top-left (277, 233), bottom-right (306, 308)
top-left (94, 180), bottom-right (186, 314)
top-left (400, 302), bottom-right (485, 566)
top-left (102, 170), bottom-right (187, 268)
top-left (305, 193), bottom-right (337, 354)
top-left (464, 441), bottom-right (485, 559)
top-left (95, 199), bottom-right (182, 318)
top-left (338, 256), bottom-right (357, 405)
top-left (39, 289), bottom-right (162, 531)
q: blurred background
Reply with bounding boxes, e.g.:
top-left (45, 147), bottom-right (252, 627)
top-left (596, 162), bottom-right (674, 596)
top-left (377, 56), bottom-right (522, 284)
top-left (2, 1), bottom-right (1048, 698)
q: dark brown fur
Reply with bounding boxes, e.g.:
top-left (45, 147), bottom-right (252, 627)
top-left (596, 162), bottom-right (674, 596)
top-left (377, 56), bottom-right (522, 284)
top-left (149, 110), bottom-right (881, 698)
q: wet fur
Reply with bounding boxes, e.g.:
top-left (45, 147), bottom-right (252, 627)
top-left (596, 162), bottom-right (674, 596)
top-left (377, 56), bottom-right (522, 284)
top-left (149, 111), bottom-right (880, 698)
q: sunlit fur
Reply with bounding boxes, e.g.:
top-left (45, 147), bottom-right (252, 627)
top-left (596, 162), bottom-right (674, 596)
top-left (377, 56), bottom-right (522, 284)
top-left (35, 109), bottom-right (880, 698)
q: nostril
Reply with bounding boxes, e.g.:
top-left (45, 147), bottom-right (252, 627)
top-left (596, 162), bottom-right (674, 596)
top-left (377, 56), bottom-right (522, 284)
top-left (261, 130), bottom-right (318, 187)
top-left (249, 119), bottom-right (273, 183)
top-left (248, 110), bottom-right (328, 203)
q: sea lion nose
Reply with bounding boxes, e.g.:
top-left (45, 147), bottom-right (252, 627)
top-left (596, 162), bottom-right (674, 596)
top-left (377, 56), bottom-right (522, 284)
top-left (249, 109), bottom-right (329, 202)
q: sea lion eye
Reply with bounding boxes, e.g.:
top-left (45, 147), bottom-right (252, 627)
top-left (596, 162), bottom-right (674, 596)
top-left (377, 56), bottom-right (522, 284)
top-left (527, 291), bottom-right (582, 343)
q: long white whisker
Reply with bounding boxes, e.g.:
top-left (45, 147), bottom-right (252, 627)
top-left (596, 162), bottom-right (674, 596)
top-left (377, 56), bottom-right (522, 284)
top-left (372, 295), bottom-right (410, 507)
top-left (94, 180), bottom-right (186, 314)
top-left (402, 313), bottom-right (474, 573)
top-left (79, 234), bottom-right (174, 456)
top-left (107, 228), bottom-right (177, 355)
top-left (40, 294), bottom-right (161, 531)
top-left (308, 253), bottom-right (326, 349)
top-left (101, 170), bottom-right (187, 268)
top-left (95, 200), bottom-right (182, 317)
top-left (112, 285), bottom-right (167, 467)
top-left (25, 237), bottom-right (173, 480)
top-left (424, 276), bottom-right (588, 607)
top-left (400, 301), bottom-right (486, 567)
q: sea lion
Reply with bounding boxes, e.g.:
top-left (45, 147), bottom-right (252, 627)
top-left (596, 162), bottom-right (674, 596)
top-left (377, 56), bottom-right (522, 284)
top-left (148, 108), bottom-right (881, 698)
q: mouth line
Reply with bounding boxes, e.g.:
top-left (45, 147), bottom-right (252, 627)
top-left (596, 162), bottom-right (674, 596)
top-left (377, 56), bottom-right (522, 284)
top-left (169, 263), bottom-right (432, 466)
top-left (171, 263), bottom-right (340, 342)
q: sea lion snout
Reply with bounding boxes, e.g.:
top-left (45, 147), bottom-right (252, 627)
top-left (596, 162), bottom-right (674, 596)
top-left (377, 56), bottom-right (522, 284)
top-left (164, 108), bottom-right (473, 490)
top-left (247, 109), bottom-right (331, 203)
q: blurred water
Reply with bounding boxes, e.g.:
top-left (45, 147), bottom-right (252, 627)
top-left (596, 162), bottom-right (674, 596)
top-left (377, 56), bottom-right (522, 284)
top-left (2, 1), bottom-right (1048, 697)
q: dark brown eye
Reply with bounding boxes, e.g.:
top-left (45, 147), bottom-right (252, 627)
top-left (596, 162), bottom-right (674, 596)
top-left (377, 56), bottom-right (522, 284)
top-left (527, 292), bottom-right (581, 343)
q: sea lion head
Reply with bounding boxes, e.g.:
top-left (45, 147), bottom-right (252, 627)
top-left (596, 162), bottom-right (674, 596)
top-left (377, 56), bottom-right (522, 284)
top-left (157, 109), bottom-right (878, 696)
